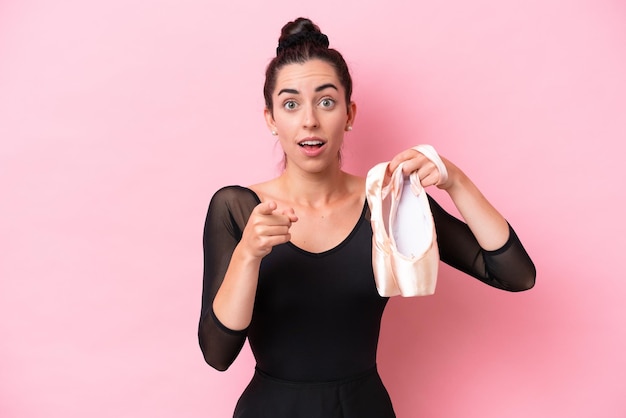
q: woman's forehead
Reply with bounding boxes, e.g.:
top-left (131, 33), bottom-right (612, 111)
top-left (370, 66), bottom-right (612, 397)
top-left (274, 59), bottom-right (342, 93)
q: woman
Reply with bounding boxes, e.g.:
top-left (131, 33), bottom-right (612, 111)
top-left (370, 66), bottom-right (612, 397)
top-left (199, 17), bottom-right (535, 418)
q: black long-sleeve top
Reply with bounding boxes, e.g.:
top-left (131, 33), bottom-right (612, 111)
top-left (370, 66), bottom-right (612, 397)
top-left (198, 186), bottom-right (535, 379)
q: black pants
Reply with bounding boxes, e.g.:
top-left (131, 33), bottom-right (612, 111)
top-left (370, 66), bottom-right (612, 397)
top-left (234, 366), bottom-right (396, 418)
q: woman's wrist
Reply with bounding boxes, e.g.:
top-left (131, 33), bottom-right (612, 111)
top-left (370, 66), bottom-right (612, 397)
top-left (437, 159), bottom-right (464, 191)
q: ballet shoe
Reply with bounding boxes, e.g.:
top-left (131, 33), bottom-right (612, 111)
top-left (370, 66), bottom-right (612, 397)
top-left (365, 145), bottom-right (444, 297)
top-left (387, 163), bottom-right (439, 296)
top-left (366, 161), bottom-right (401, 296)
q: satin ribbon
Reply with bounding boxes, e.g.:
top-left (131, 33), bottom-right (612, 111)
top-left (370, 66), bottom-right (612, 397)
top-left (412, 144), bottom-right (448, 186)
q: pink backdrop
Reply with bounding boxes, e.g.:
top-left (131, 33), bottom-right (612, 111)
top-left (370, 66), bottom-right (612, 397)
top-left (1, 0), bottom-right (625, 417)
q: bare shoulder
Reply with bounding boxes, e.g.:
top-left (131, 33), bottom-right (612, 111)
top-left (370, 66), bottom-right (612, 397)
top-left (342, 172), bottom-right (366, 201)
top-left (248, 178), bottom-right (280, 203)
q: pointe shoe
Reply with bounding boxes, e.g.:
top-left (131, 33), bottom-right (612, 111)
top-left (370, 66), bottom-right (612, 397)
top-left (366, 162), bottom-right (401, 296)
top-left (365, 145), bottom-right (445, 297)
top-left (387, 163), bottom-right (439, 296)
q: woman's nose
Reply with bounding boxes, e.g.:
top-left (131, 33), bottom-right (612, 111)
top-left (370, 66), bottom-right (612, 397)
top-left (303, 106), bottom-right (319, 129)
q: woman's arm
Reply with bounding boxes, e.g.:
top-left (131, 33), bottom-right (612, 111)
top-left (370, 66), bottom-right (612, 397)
top-left (198, 187), bottom-right (296, 371)
top-left (388, 149), bottom-right (536, 291)
top-left (428, 195), bottom-right (535, 291)
top-left (436, 157), bottom-right (510, 250)
top-left (213, 199), bottom-right (297, 331)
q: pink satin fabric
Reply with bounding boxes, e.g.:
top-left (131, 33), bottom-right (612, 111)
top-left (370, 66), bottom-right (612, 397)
top-left (365, 147), bottom-right (442, 297)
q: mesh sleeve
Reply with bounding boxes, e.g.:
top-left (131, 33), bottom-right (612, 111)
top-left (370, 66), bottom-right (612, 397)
top-left (198, 186), bottom-right (260, 371)
top-left (428, 195), bottom-right (536, 291)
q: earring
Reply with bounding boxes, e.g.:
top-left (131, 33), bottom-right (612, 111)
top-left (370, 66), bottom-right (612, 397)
top-left (271, 130), bottom-right (278, 136)
top-left (346, 126), bottom-right (352, 131)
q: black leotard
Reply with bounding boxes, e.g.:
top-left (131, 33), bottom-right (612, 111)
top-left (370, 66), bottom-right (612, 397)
top-left (198, 185), bottom-right (535, 374)
top-left (198, 186), bottom-right (535, 415)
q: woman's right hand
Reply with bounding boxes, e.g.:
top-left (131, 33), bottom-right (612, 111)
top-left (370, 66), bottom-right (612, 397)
top-left (213, 201), bottom-right (298, 331)
top-left (240, 201), bottom-right (298, 259)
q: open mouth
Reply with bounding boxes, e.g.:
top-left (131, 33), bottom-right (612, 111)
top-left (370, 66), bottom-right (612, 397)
top-left (298, 139), bottom-right (325, 149)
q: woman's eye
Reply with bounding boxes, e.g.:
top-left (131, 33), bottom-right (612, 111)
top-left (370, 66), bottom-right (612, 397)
top-left (320, 98), bottom-right (335, 108)
top-left (284, 100), bottom-right (298, 110)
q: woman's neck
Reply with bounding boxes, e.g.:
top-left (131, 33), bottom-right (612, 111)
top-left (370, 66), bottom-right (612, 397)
top-left (277, 168), bottom-right (350, 208)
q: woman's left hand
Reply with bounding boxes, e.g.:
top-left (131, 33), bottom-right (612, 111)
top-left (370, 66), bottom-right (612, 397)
top-left (388, 146), bottom-right (512, 251)
top-left (387, 147), bottom-right (455, 189)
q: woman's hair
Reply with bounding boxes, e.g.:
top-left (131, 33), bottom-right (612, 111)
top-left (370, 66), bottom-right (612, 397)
top-left (264, 18), bottom-right (353, 115)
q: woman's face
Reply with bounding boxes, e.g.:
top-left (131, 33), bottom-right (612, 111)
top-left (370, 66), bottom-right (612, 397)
top-left (265, 59), bottom-right (356, 174)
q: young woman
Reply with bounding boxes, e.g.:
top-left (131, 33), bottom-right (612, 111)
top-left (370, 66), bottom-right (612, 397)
top-left (199, 17), bottom-right (535, 418)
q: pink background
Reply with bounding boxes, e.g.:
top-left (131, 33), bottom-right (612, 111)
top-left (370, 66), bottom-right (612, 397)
top-left (1, 0), bottom-right (625, 417)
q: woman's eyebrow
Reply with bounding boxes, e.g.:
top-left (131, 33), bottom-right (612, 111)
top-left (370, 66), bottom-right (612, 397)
top-left (277, 83), bottom-right (338, 96)
top-left (315, 83), bottom-right (338, 92)
top-left (278, 88), bottom-right (299, 96)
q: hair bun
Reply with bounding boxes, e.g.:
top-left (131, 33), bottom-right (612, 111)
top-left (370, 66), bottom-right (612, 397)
top-left (276, 32), bottom-right (329, 54)
top-left (276, 18), bottom-right (329, 55)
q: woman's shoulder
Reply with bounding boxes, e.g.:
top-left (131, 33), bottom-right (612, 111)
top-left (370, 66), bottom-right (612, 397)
top-left (212, 185), bottom-right (258, 199)
top-left (209, 185), bottom-right (261, 211)
top-left (346, 173), bottom-right (366, 191)
top-left (248, 178), bottom-right (282, 203)
top-left (205, 186), bottom-right (260, 236)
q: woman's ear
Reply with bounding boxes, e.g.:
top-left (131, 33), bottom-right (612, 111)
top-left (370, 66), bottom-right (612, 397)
top-left (346, 101), bottom-right (357, 131)
top-left (264, 107), bottom-right (277, 135)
